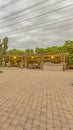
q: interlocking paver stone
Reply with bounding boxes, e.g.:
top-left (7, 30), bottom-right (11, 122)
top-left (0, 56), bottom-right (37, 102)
top-left (0, 68), bottom-right (73, 130)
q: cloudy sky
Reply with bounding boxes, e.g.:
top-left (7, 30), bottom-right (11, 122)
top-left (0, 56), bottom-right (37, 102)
top-left (0, 0), bottom-right (73, 50)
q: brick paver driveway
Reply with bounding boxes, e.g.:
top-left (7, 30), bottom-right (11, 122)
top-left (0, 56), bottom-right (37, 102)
top-left (0, 68), bottom-right (73, 130)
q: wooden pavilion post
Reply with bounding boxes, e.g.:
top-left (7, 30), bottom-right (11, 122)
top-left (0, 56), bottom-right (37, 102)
top-left (27, 56), bottom-right (29, 68)
top-left (25, 55), bottom-right (29, 68)
top-left (8, 56), bottom-right (11, 67)
top-left (20, 56), bottom-right (23, 68)
top-left (61, 55), bottom-right (63, 64)
top-left (2, 56), bottom-right (5, 67)
top-left (63, 55), bottom-right (66, 71)
top-left (40, 55), bottom-right (44, 70)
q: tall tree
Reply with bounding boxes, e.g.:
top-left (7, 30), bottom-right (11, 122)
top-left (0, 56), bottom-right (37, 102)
top-left (0, 37), bottom-right (8, 55)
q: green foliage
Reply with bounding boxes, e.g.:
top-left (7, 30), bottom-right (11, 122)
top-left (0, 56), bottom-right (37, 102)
top-left (0, 37), bottom-right (8, 55)
top-left (35, 46), bottom-right (62, 54)
top-left (35, 48), bottom-right (45, 54)
top-left (0, 58), bottom-right (2, 65)
top-left (7, 49), bottom-right (34, 54)
top-left (25, 49), bottom-right (34, 54)
top-left (35, 41), bottom-right (73, 54)
top-left (66, 54), bottom-right (73, 68)
top-left (7, 49), bottom-right (24, 54)
top-left (62, 41), bottom-right (73, 68)
top-left (0, 70), bottom-right (3, 73)
top-left (62, 40), bottom-right (73, 53)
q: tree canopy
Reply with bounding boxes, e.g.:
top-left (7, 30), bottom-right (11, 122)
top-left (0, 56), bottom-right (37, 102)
top-left (0, 37), bottom-right (8, 55)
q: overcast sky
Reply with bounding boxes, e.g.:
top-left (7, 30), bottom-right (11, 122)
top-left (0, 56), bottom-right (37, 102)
top-left (0, 0), bottom-right (73, 50)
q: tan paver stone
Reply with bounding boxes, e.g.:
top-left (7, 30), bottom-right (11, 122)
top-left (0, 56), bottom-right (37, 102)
top-left (15, 126), bottom-right (23, 130)
top-left (24, 122), bottom-right (32, 130)
top-left (1, 123), bottom-right (9, 130)
top-left (0, 68), bottom-right (73, 130)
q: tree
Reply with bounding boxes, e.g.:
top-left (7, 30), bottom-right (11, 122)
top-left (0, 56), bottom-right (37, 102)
top-left (35, 48), bottom-right (45, 54)
top-left (62, 40), bottom-right (73, 68)
top-left (25, 49), bottom-right (34, 54)
top-left (7, 49), bottom-right (24, 55)
top-left (66, 54), bottom-right (73, 69)
top-left (0, 37), bottom-right (8, 55)
top-left (62, 40), bottom-right (73, 53)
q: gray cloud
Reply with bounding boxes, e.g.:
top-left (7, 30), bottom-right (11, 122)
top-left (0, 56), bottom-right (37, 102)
top-left (0, 0), bottom-right (73, 50)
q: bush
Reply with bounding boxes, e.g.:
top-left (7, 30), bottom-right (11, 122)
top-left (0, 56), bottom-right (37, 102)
top-left (66, 54), bottom-right (73, 69)
top-left (0, 70), bottom-right (3, 73)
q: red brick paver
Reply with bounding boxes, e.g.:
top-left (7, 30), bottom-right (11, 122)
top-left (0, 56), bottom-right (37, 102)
top-left (0, 68), bottom-right (73, 130)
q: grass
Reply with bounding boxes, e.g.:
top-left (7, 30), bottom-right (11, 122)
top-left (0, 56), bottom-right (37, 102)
top-left (0, 70), bottom-right (3, 73)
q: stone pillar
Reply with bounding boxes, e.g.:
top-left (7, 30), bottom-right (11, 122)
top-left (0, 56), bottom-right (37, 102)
top-left (20, 57), bottom-right (23, 68)
top-left (2, 57), bottom-right (5, 67)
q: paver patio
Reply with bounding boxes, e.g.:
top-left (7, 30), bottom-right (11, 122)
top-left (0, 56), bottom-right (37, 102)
top-left (0, 68), bottom-right (73, 130)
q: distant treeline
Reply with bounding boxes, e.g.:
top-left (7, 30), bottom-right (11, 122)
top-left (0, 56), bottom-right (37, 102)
top-left (7, 40), bottom-right (73, 54)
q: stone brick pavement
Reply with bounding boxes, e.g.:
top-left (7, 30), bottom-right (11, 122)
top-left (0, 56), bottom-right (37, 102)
top-left (0, 68), bottom-right (73, 130)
